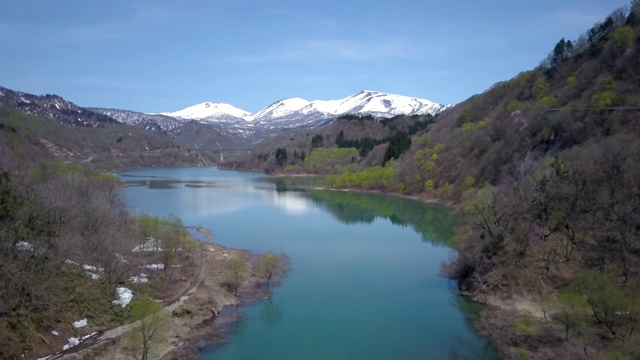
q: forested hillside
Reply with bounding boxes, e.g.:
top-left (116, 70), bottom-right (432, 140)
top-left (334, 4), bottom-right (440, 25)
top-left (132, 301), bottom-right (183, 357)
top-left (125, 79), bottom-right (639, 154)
top-left (0, 158), bottom-right (200, 359)
top-left (422, 3), bottom-right (640, 358)
top-left (223, 113), bottom-right (433, 175)
top-left (236, 2), bottom-right (640, 357)
top-left (0, 106), bottom-right (206, 171)
top-left (0, 105), bottom-right (209, 358)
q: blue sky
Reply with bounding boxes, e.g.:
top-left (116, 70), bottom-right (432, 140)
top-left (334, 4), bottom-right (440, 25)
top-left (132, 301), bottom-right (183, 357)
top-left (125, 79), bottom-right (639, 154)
top-left (0, 0), bottom-right (629, 113)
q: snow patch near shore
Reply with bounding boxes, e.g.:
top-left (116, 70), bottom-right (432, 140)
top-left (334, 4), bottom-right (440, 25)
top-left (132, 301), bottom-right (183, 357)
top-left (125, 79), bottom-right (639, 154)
top-left (60, 332), bottom-right (97, 352)
top-left (87, 272), bottom-right (101, 280)
top-left (16, 241), bottom-right (34, 251)
top-left (82, 332), bottom-right (97, 340)
top-left (112, 287), bottom-right (133, 307)
top-left (73, 318), bottom-right (87, 328)
top-left (133, 238), bottom-right (163, 252)
top-left (144, 263), bottom-right (165, 270)
top-left (62, 337), bottom-right (79, 350)
top-left (82, 264), bottom-right (103, 272)
top-left (130, 274), bottom-right (148, 283)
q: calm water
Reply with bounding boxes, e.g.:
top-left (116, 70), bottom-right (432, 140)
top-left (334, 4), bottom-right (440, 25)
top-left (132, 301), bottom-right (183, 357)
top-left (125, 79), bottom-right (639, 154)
top-left (118, 167), bottom-right (498, 360)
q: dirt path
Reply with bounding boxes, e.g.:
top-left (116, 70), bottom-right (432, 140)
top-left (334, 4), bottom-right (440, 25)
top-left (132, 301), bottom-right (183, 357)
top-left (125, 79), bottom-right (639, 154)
top-left (49, 244), bottom-right (211, 360)
top-left (50, 242), bottom-right (264, 360)
top-left (482, 295), bottom-right (545, 320)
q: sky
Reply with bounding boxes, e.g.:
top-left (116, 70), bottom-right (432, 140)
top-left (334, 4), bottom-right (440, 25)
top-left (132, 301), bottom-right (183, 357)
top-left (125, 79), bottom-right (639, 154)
top-left (0, 0), bottom-right (630, 113)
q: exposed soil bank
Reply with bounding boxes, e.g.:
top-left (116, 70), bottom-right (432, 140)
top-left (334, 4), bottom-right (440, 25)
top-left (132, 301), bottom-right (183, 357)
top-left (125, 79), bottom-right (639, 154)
top-left (58, 241), bottom-right (274, 360)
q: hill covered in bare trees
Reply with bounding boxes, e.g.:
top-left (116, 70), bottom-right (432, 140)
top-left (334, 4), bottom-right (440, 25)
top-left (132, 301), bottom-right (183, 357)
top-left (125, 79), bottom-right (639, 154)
top-left (230, 2), bottom-right (640, 357)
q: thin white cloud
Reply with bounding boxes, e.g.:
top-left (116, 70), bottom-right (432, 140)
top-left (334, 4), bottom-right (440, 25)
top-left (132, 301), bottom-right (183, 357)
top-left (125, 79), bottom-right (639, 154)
top-left (291, 73), bottom-right (371, 84)
top-left (61, 4), bottom-right (173, 42)
top-left (73, 76), bottom-right (172, 89)
top-left (226, 37), bottom-right (418, 63)
top-left (0, 3), bottom-right (172, 44)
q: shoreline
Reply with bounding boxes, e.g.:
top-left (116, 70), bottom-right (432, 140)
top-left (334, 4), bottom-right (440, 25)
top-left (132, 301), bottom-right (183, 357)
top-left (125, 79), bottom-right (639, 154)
top-left (110, 169), bottom-right (500, 359)
top-left (143, 242), bottom-right (274, 360)
top-left (265, 170), bottom-right (455, 207)
top-left (60, 240), bottom-right (276, 360)
top-left (269, 174), bottom-right (523, 357)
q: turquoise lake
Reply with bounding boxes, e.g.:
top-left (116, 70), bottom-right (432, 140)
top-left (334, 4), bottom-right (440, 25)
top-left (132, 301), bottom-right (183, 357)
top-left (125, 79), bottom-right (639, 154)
top-left (119, 167), bottom-right (498, 359)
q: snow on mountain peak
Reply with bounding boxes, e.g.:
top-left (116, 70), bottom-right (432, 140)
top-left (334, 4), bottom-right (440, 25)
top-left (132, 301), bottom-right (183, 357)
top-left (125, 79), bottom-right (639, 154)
top-left (246, 97), bottom-right (311, 122)
top-left (160, 101), bottom-right (250, 121)
top-left (155, 90), bottom-right (450, 127)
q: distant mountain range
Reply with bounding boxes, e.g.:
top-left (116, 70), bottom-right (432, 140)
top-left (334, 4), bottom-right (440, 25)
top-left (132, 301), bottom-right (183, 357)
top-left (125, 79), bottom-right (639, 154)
top-left (1, 85), bottom-right (450, 146)
top-left (0, 86), bottom-right (119, 127)
top-left (159, 89), bottom-right (449, 126)
top-left (151, 90), bottom-right (450, 142)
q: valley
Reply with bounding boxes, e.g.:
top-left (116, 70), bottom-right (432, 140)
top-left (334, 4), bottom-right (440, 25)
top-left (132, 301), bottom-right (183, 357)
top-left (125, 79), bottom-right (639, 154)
top-left (1, 1), bottom-right (639, 359)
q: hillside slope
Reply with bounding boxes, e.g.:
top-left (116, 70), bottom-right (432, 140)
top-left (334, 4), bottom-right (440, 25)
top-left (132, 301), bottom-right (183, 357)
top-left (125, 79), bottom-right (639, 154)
top-left (0, 106), bottom-right (205, 171)
top-left (408, 4), bottom-right (640, 358)
top-left (243, 3), bottom-right (640, 358)
top-left (222, 113), bottom-right (434, 174)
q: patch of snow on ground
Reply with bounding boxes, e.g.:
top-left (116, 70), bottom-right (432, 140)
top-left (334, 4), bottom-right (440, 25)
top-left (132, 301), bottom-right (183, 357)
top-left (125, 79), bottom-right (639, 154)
top-left (86, 272), bottom-right (101, 280)
top-left (144, 263), bottom-right (165, 270)
top-left (16, 241), bottom-right (34, 251)
top-left (65, 259), bottom-right (80, 266)
top-left (73, 318), bottom-right (87, 328)
top-left (82, 264), bottom-right (98, 272)
top-left (82, 332), bottom-right (98, 340)
top-left (62, 337), bottom-right (79, 350)
top-left (112, 287), bottom-right (133, 307)
top-left (51, 330), bottom-right (59, 336)
top-left (133, 238), bottom-right (163, 252)
top-left (130, 274), bottom-right (148, 283)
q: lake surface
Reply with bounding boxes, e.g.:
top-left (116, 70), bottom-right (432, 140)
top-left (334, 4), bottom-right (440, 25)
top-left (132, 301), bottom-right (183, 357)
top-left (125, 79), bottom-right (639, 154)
top-left (119, 167), bottom-right (498, 360)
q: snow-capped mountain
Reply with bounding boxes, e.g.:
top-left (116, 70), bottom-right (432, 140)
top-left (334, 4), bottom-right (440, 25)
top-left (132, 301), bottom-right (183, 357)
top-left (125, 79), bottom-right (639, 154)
top-left (321, 90), bottom-right (448, 118)
top-left (160, 90), bottom-right (450, 132)
top-left (247, 90), bottom-right (449, 127)
top-left (0, 84), bottom-right (451, 149)
top-left (89, 108), bottom-right (183, 132)
top-left (0, 86), bottom-right (119, 127)
top-left (160, 102), bottom-right (250, 123)
top-left (90, 107), bottom-right (251, 146)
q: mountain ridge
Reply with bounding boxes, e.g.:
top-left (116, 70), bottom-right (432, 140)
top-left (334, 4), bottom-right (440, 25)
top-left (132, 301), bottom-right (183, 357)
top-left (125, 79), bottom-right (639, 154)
top-left (1, 84), bottom-right (451, 147)
top-left (96, 89), bottom-right (451, 143)
top-left (158, 90), bottom-right (450, 125)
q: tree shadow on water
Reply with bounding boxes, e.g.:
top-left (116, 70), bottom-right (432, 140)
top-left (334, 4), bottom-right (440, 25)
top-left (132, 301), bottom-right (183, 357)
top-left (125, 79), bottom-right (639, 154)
top-left (260, 297), bottom-right (283, 326)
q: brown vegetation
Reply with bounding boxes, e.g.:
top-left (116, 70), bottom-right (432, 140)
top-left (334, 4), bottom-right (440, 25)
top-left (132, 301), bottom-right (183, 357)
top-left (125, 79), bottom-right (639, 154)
top-left (226, 2), bottom-right (640, 357)
top-left (0, 157), bottom-right (202, 359)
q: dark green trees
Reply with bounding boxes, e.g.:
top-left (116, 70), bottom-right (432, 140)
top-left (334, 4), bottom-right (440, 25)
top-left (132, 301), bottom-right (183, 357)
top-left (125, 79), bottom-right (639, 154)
top-left (275, 147), bottom-right (288, 166)
top-left (551, 38), bottom-right (574, 67)
top-left (383, 131), bottom-right (411, 163)
top-left (311, 134), bottom-right (324, 148)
